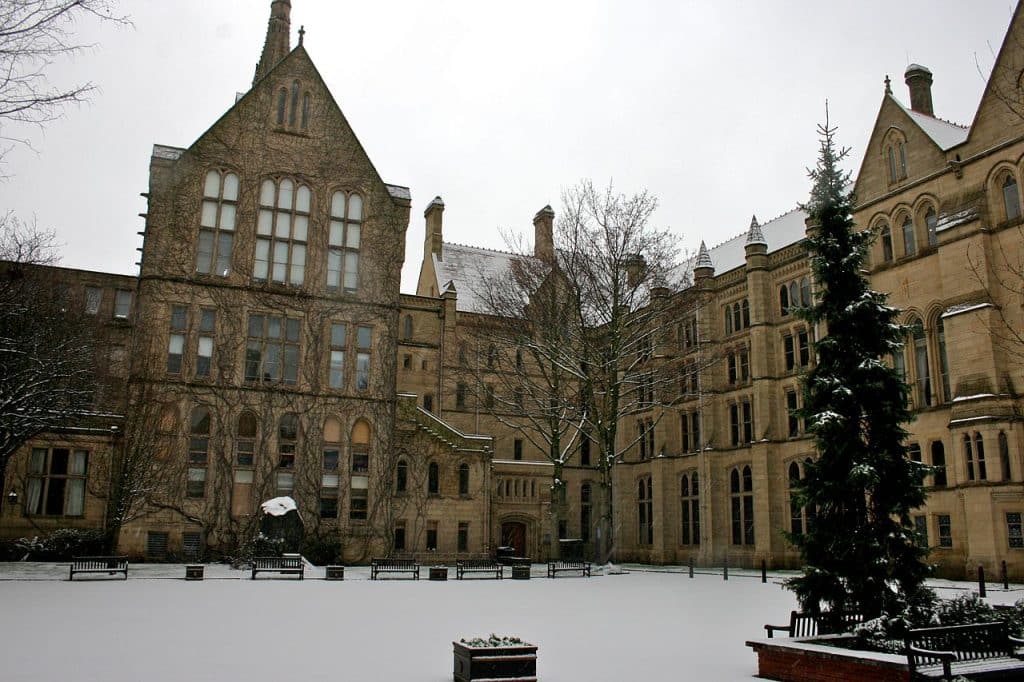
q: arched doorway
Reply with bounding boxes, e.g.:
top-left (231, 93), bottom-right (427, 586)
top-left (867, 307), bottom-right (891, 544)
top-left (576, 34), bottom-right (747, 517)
top-left (501, 521), bottom-right (527, 557)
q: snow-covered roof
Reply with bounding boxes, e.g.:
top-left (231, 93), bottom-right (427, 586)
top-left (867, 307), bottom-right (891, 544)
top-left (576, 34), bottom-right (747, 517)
top-left (152, 144), bottom-right (184, 160)
top-left (895, 99), bottom-right (970, 150)
top-left (386, 184), bottom-right (411, 201)
top-left (433, 243), bottom-right (532, 313)
top-left (695, 207), bottom-right (808, 276)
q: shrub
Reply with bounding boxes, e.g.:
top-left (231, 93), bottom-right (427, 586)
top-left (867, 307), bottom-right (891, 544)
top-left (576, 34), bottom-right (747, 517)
top-left (302, 532), bottom-right (342, 566)
top-left (14, 528), bottom-right (107, 561)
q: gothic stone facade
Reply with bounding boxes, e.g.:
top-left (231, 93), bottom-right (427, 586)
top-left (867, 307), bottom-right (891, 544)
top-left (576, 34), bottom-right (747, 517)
top-left (1, 0), bottom-right (1021, 576)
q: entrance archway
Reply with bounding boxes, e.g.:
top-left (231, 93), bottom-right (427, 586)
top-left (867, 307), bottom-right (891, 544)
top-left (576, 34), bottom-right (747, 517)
top-left (501, 521), bottom-right (527, 557)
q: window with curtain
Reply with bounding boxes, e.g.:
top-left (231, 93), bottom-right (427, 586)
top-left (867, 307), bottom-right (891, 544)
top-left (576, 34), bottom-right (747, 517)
top-left (25, 448), bottom-right (88, 516)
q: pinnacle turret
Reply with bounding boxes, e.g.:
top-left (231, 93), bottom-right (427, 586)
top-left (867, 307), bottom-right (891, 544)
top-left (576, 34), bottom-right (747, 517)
top-left (745, 214), bottom-right (767, 246)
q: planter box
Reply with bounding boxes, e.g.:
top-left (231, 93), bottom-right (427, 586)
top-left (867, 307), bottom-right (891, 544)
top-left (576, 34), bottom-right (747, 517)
top-left (453, 641), bottom-right (537, 682)
top-left (185, 565), bottom-right (204, 581)
top-left (429, 566), bottom-right (448, 581)
top-left (325, 565), bottom-right (345, 581)
top-left (511, 565), bottom-right (531, 580)
top-left (746, 635), bottom-right (910, 682)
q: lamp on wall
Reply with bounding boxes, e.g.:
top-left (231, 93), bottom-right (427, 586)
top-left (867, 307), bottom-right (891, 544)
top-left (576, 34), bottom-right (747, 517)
top-left (7, 489), bottom-right (17, 506)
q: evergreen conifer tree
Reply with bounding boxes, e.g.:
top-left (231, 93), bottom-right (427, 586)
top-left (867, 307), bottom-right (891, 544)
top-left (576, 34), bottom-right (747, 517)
top-left (787, 115), bottom-right (930, 621)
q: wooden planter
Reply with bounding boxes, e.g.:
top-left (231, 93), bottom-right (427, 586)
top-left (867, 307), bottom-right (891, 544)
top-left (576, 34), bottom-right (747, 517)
top-left (185, 565), bottom-right (204, 581)
top-left (325, 565), bottom-right (345, 580)
top-left (430, 566), bottom-right (448, 581)
top-left (511, 565), bottom-right (531, 580)
top-left (453, 641), bottom-right (537, 682)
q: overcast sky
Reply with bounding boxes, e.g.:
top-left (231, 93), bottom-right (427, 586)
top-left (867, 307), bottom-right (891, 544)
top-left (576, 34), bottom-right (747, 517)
top-left (0, 1), bottom-right (1018, 292)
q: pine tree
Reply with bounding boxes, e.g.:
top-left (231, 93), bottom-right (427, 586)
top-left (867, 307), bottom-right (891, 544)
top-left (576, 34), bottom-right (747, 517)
top-left (787, 115), bottom-right (930, 622)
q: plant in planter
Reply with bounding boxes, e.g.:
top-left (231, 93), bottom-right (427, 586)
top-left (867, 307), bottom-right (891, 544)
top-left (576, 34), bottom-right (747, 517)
top-left (453, 634), bottom-right (537, 682)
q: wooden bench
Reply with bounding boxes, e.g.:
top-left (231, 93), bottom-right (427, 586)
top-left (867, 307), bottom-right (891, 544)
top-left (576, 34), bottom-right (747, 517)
top-left (763, 610), bottom-right (864, 638)
top-left (546, 560), bottom-right (591, 578)
top-left (456, 559), bottom-right (503, 580)
top-left (69, 556), bottom-right (128, 580)
top-left (371, 558), bottom-right (420, 580)
top-left (251, 555), bottom-right (304, 580)
top-left (905, 621), bottom-right (1024, 680)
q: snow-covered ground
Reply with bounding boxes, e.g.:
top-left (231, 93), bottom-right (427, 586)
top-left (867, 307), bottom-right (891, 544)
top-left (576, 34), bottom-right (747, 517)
top-left (0, 563), bottom-right (1019, 682)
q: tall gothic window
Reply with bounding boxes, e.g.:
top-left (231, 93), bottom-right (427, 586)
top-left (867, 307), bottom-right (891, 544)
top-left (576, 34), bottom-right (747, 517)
top-left (638, 476), bottom-right (653, 545)
top-left (909, 318), bottom-right (931, 407)
top-left (999, 432), bottom-right (1011, 481)
top-left (350, 420), bottom-right (370, 520)
top-left (197, 170), bottom-right (238, 276)
top-left (580, 483), bottom-right (592, 542)
top-left (680, 472), bottom-right (700, 546)
top-left (931, 441), bottom-right (947, 487)
top-left (902, 216), bottom-right (916, 257)
top-left (936, 318), bottom-right (951, 403)
top-left (1002, 173), bottom-right (1021, 221)
top-left (880, 224), bottom-right (894, 262)
top-left (255, 178), bottom-right (310, 286)
top-left (328, 191), bottom-right (362, 293)
top-left (730, 466), bottom-right (754, 546)
top-left (925, 208), bottom-right (938, 247)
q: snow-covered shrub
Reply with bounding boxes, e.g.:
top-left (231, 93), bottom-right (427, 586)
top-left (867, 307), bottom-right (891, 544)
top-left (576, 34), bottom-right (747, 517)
top-left (251, 532), bottom-right (285, 558)
top-left (14, 528), bottom-right (106, 560)
top-left (459, 634), bottom-right (531, 648)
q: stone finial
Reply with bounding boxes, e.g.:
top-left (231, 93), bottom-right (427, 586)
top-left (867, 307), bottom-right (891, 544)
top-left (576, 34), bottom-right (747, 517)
top-left (695, 241), bottom-right (714, 270)
top-left (253, 0), bottom-right (292, 86)
top-left (298, 25), bottom-right (305, 46)
top-left (884, 74), bottom-right (892, 95)
top-left (745, 214), bottom-right (767, 246)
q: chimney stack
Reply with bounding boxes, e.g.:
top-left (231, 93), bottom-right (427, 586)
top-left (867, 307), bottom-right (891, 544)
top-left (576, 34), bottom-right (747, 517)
top-left (533, 205), bottom-right (555, 261)
top-left (905, 64), bottom-right (934, 117)
top-left (423, 196), bottom-right (445, 259)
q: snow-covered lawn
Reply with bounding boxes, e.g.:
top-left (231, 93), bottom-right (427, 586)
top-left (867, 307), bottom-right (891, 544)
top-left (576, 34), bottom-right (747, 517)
top-left (0, 563), bottom-right (1018, 682)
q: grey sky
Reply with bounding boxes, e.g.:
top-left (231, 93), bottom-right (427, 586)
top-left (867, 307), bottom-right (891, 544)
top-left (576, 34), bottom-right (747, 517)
top-left (0, 1), bottom-right (1017, 292)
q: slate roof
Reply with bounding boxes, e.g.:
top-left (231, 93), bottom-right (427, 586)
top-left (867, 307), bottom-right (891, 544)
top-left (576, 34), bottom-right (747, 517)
top-left (433, 243), bottom-right (531, 313)
top-left (894, 98), bottom-right (970, 150)
top-left (696, 207), bottom-right (808, 276)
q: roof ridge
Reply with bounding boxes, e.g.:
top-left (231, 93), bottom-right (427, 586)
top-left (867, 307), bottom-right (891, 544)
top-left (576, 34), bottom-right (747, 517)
top-left (704, 206), bottom-right (803, 252)
top-left (443, 241), bottom-right (523, 257)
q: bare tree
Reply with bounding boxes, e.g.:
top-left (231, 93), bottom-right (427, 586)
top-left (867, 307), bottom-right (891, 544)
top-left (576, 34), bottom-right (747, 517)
top-left (0, 0), bottom-right (129, 164)
top-left (0, 214), bottom-right (99, 514)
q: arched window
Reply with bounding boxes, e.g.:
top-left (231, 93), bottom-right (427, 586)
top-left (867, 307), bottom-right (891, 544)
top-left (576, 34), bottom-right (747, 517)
top-left (975, 433), bottom-right (987, 480)
top-left (197, 170), bottom-right (238, 277)
top-left (1002, 173), bottom-right (1021, 221)
top-left (396, 460), bottom-right (408, 493)
top-left (936, 318), bottom-right (950, 403)
top-left (637, 477), bottom-right (653, 545)
top-left (458, 463), bottom-right (470, 495)
top-left (888, 146), bottom-right (898, 183)
top-left (898, 142), bottom-right (908, 177)
top-left (327, 191), bottom-right (362, 292)
top-left (788, 461), bottom-right (805, 536)
top-left (800, 278), bottom-right (811, 306)
top-left (276, 88), bottom-right (287, 125)
top-left (301, 93), bottom-right (310, 130)
top-left (779, 285), bottom-right (789, 316)
top-left (909, 318), bottom-right (931, 407)
top-left (581, 483), bottom-right (592, 542)
top-left (319, 417), bottom-right (342, 519)
top-left (349, 420), bottom-right (370, 520)
top-left (255, 178), bottom-right (310, 285)
top-left (402, 315), bottom-right (413, 340)
top-left (999, 432), bottom-right (1011, 481)
top-left (278, 413), bottom-right (298, 468)
top-left (733, 302), bottom-right (741, 331)
top-left (428, 461), bottom-right (439, 494)
top-left (725, 307), bottom-right (733, 335)
top-left (925, 208), bottom-right (938, 247)
top-left (902, 216), bottom-right (916, 257)
top-left (741, 299), bottom-right (750, 328)
top-left (931, 441), bottom-right (947, 487)
top-left (964, 434), bottom-right (975, 481)
top-left (880, 224), bottom-right (894, 263)
top-left (788, 283), bottom-right (798, 311)
top-left (289, 80), bottom-right (300, 127)
top-left (680, 472), bottom-right (699, 546)
top-left (730, 466), bottom-right (755, 546)
top-left (236, 411), bottom-right (257, 466)
top-left (188, 407), bottom-right (211, 498)
top-left (189, 407), bottom-right (211, 465)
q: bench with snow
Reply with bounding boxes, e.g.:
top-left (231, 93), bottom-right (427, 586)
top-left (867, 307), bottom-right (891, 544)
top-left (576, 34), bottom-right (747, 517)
top-left (251, 554), bottom-right (304, 580)
top-left (546, 560), bottom-right (591, 578)
top-left (69, 556), bottom-right (128, 580)
top-left (456, 559), bottom-right (503, 580)
top-left (370, 557), bottom-right (420, 580)
top-left (763, 610), bottom-right (864, 638)
top-left (905, 621), bottom-right (1024, 680)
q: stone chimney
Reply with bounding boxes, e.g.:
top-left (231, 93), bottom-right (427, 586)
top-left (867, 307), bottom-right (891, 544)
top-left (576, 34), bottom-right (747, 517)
top-left (624, 253), bottom-right (646, 289)
top-left (533, 205), bottom-right (555, 261)
top-left (253, 0), bottom-right (292, 86)
top-left (424, 196), bottom-right (445, 259)
top-left (905, 64), bottom-right (934, 117)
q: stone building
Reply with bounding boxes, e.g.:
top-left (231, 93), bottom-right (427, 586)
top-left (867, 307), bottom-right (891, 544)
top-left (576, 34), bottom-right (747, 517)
top-left (0, 0), bottom-right (1021, 577)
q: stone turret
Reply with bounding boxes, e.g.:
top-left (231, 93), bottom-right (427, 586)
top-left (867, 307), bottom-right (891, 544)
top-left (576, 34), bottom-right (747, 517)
top-left (253, 0), bottom-right (292, 86)
top-left (693, 241), bottom-right (715, 282)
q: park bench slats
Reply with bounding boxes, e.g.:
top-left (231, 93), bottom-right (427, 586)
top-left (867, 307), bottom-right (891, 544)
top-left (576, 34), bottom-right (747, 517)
top-left (905, 621), bottom-right (1024, 680)
top-left (371, 558), bottom-right (420, 580)
top-left (546, 560), bottom-right (591, 578)
top-left (456, 559), bottom-right (503, 580)
top-left (764, 610), bottom-right (864, 638)
top-left (251, 555), bottom-right (304, 579)
top-left (69, 556), bottom-right (128, 580)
